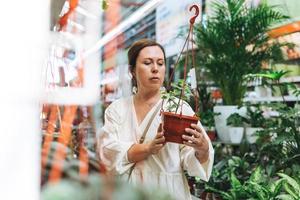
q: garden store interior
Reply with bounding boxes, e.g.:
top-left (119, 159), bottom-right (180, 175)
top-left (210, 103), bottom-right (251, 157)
top-left (1, 0), bottom-right (300, 199)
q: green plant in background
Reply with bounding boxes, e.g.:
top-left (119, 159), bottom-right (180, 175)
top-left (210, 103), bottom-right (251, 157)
top-left (277, 173), bottom-right (300, 200)
top-left (195, 0), bottom-right (288, 105)
top-left (205, 155), bottom-right (253, 194)
top-left (246, 70), bottom-right (291, 103)
top-left (201, 110), bottom-right (219, 130)
top-left (226, 113), bottom-right (246, 127)
top-left (244, 104), bottom-right (266, 127)
top-left (207, 166), bottom-right (285, 200)
top-left (41, 142), bottom-right (173, 200)
top-left (102, 0), bottom-right (109, 10)
top-left (196, 84), bottom-right (220, 130)
top-left (42, 173), bottom-right (173, 200)
top-left (257, 103), bottom-right (300, 170)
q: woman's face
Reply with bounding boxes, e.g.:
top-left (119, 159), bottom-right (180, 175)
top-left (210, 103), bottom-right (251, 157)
top-left (133, 46), bottom-right (165, 92)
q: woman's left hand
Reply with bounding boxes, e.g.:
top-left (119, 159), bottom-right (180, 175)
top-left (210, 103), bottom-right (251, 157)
top-left (182, 123), bottom-right (209, 163)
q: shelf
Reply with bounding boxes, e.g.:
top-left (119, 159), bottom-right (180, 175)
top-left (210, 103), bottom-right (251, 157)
top-left (280, 76), bottom-right (300, 83)
top-left (244, 95), bottom-right (299, 102)
top-left (247, 76), bottom-right (300, 87)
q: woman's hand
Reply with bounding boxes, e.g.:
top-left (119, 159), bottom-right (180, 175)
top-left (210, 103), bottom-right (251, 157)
top-left (182, 123), bottom-right (209, 163)
top-left (146, 124), bottom-right (165, 155)
top-left (128, 124), bottom-right (165, 163)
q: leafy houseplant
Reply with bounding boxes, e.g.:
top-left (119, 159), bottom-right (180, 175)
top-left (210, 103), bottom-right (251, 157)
top-left (200, 110), bottom-right (218, 141)
top-left (207, 166), bottom-right (285, 200)
top-left (226, 113), bottom-right (245, 127)
top-left (277, 173), bottom-right (300, 200)
top-left (246, 69), bottom-right (291, 103)
top-left (226, 113), bottom-right (245, 144)
top-left (195, 0), bottom-right (288, 105)
top-left (244, 104), bottom-right (266, 128)
top-left (161, 80), bottom-right (198, 144)
top-left (243, 104), bottom-right (266, 143)
top-left (160, 5), bottom-right (200, 144)
top-left (256, 103), bottom-right (300, 171)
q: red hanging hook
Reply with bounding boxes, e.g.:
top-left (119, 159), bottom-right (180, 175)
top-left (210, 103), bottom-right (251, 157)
top-left (189, 4), bottom-right (200, 25)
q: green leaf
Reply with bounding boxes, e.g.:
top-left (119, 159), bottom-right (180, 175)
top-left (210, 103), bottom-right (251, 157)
top-left (230, 172), bottom-right (242, 189)
top-left (276, 194), bottom-right (294, 200)
top-left (278, 173), bottom-right (300, 194)
top-left (269, 179), bottom-right (284, 195)
top-left (249, 166), bottom-right (262, 183)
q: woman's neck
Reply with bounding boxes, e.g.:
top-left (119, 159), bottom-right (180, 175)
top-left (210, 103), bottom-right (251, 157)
top-left (134, 89), bottom-right (161, 106)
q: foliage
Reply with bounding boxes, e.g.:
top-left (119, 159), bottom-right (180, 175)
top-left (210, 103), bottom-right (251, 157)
top-left (226, 113), bottom-right (245, 127)
top-left (201, 109), bottom-right (219, 130)
top-left (244, 104), bottom-right (266, 127)
top-left (205, 155), bottom-right (253, 193)
top-left (195, 0), bottom-right (288, 105)
top-left (42, 173), bottom-right (173, 200)
top-left (246, 69), bottom-right (290, 81)
top-left (256, 103), bottom-right (300, 172)
top-left (245, 69), bottom-right (293, 103)
top-left (161, 79), bottom-right (194, 113)
top-left (102, 0), bottom-right (109, 10)
top-left (41, 142), bottom-right (173, 200)
top-left (277, 173), bottom-right (300, 200)
top-left (207, 166), bottom-right (285, 200)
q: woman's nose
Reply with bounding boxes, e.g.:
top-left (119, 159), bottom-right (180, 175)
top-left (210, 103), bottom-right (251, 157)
top-left (151, 64), bottom-right (158, 73)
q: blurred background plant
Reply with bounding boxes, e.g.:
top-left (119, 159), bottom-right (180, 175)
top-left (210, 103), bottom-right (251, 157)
top-left (195, 0), bottom-right (289, 105)
top-left (41, 142), bottom-right (173, 200)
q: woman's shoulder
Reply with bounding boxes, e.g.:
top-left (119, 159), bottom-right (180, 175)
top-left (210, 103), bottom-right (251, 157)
top-left (105, 96), bottom-right (132, 116)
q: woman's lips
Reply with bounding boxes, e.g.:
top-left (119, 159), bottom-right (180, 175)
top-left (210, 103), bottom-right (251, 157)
top-left (150, 77), bottom-right (160, 80)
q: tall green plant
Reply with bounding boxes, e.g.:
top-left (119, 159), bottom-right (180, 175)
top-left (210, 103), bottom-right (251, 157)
top-left (195, 0), bottom-right (288, 105)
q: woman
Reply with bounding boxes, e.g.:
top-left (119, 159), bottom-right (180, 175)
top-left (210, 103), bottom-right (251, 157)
top-left (98, 39), bottom-right (214, 200)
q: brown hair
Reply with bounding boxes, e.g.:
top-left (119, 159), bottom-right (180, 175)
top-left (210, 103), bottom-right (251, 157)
top-left (128, 39), bottom-right (166, 87)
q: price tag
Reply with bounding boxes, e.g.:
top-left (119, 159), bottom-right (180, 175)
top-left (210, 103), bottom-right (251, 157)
top-left (189, 68), bottom-right (197, 89)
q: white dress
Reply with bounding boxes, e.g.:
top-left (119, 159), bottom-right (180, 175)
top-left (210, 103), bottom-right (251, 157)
top-left (98, 96), bottom-right (214, 200)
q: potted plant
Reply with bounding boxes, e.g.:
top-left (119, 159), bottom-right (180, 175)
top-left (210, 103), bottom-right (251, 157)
top-left (160, 5), bottom-right (201, 144)
top-left (161, 80), bottom-right (198, 144)
top-left (201, 110), bottom-right (218, 141)
top-left (196, 83), bottom-right (219, 141)
top-left (194, 0), bottom-right (288, 142)
top-left (244, 104), bottom-right (266, 143)
top-left (226, 113), bottom-right (245, 144)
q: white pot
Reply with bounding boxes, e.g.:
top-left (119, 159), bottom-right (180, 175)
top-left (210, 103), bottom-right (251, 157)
top-left (255, 86), bottom-right (272, 97)
top-left (246, 127), bottom-right (262, 143)
top-left (213, 105), bottom-right (246, 143)
top-left (228, 127), bottom-right (244, 144)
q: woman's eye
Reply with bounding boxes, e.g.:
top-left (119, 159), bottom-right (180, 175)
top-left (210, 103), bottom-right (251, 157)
top-left (158, 62), bottom-right (164, 66)
top-left (144, 62), bottom-right (151, 65)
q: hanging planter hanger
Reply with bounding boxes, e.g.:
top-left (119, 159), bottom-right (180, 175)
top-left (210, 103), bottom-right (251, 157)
top-left (161, 4), bottom-right (200, 144)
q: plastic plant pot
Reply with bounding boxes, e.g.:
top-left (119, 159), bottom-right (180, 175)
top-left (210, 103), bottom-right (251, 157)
top-left (162, 112), bottom-right (198, 144)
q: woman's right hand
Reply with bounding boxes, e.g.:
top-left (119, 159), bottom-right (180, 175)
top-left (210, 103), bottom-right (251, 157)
top-left (146, 124), bottom-right (165, 155)
top-left (127, 124), bottom-right (165, 163)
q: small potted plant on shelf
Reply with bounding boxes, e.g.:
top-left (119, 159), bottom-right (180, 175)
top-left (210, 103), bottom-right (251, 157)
top-left (226, 113), bottom-right (246, 144)
top-left (244, 104), bottom-right (266, 143)
top-left (200, 110), bottom-right (218, 141)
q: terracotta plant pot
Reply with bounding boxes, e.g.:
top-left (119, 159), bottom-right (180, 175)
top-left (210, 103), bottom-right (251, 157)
top-left (162, 112), bottom-right (198, 144)
top-left (207, 130), bottom-right (217, 141)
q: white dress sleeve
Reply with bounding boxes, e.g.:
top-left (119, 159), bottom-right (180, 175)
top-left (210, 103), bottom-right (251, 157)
top-left (179, 102), bottom-right (214, 182)
top-left (98, 103), bottom-right (135, 175)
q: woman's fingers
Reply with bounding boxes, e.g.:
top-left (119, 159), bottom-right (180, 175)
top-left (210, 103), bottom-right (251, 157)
top-left (155, 135), bottom-right (165, 144)
top-left (182, 134), bottom-right (198, 144)
top-left (190, 123), bottom-right (202, 133)
top-left (185, 127), bottom-right (202, 139)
